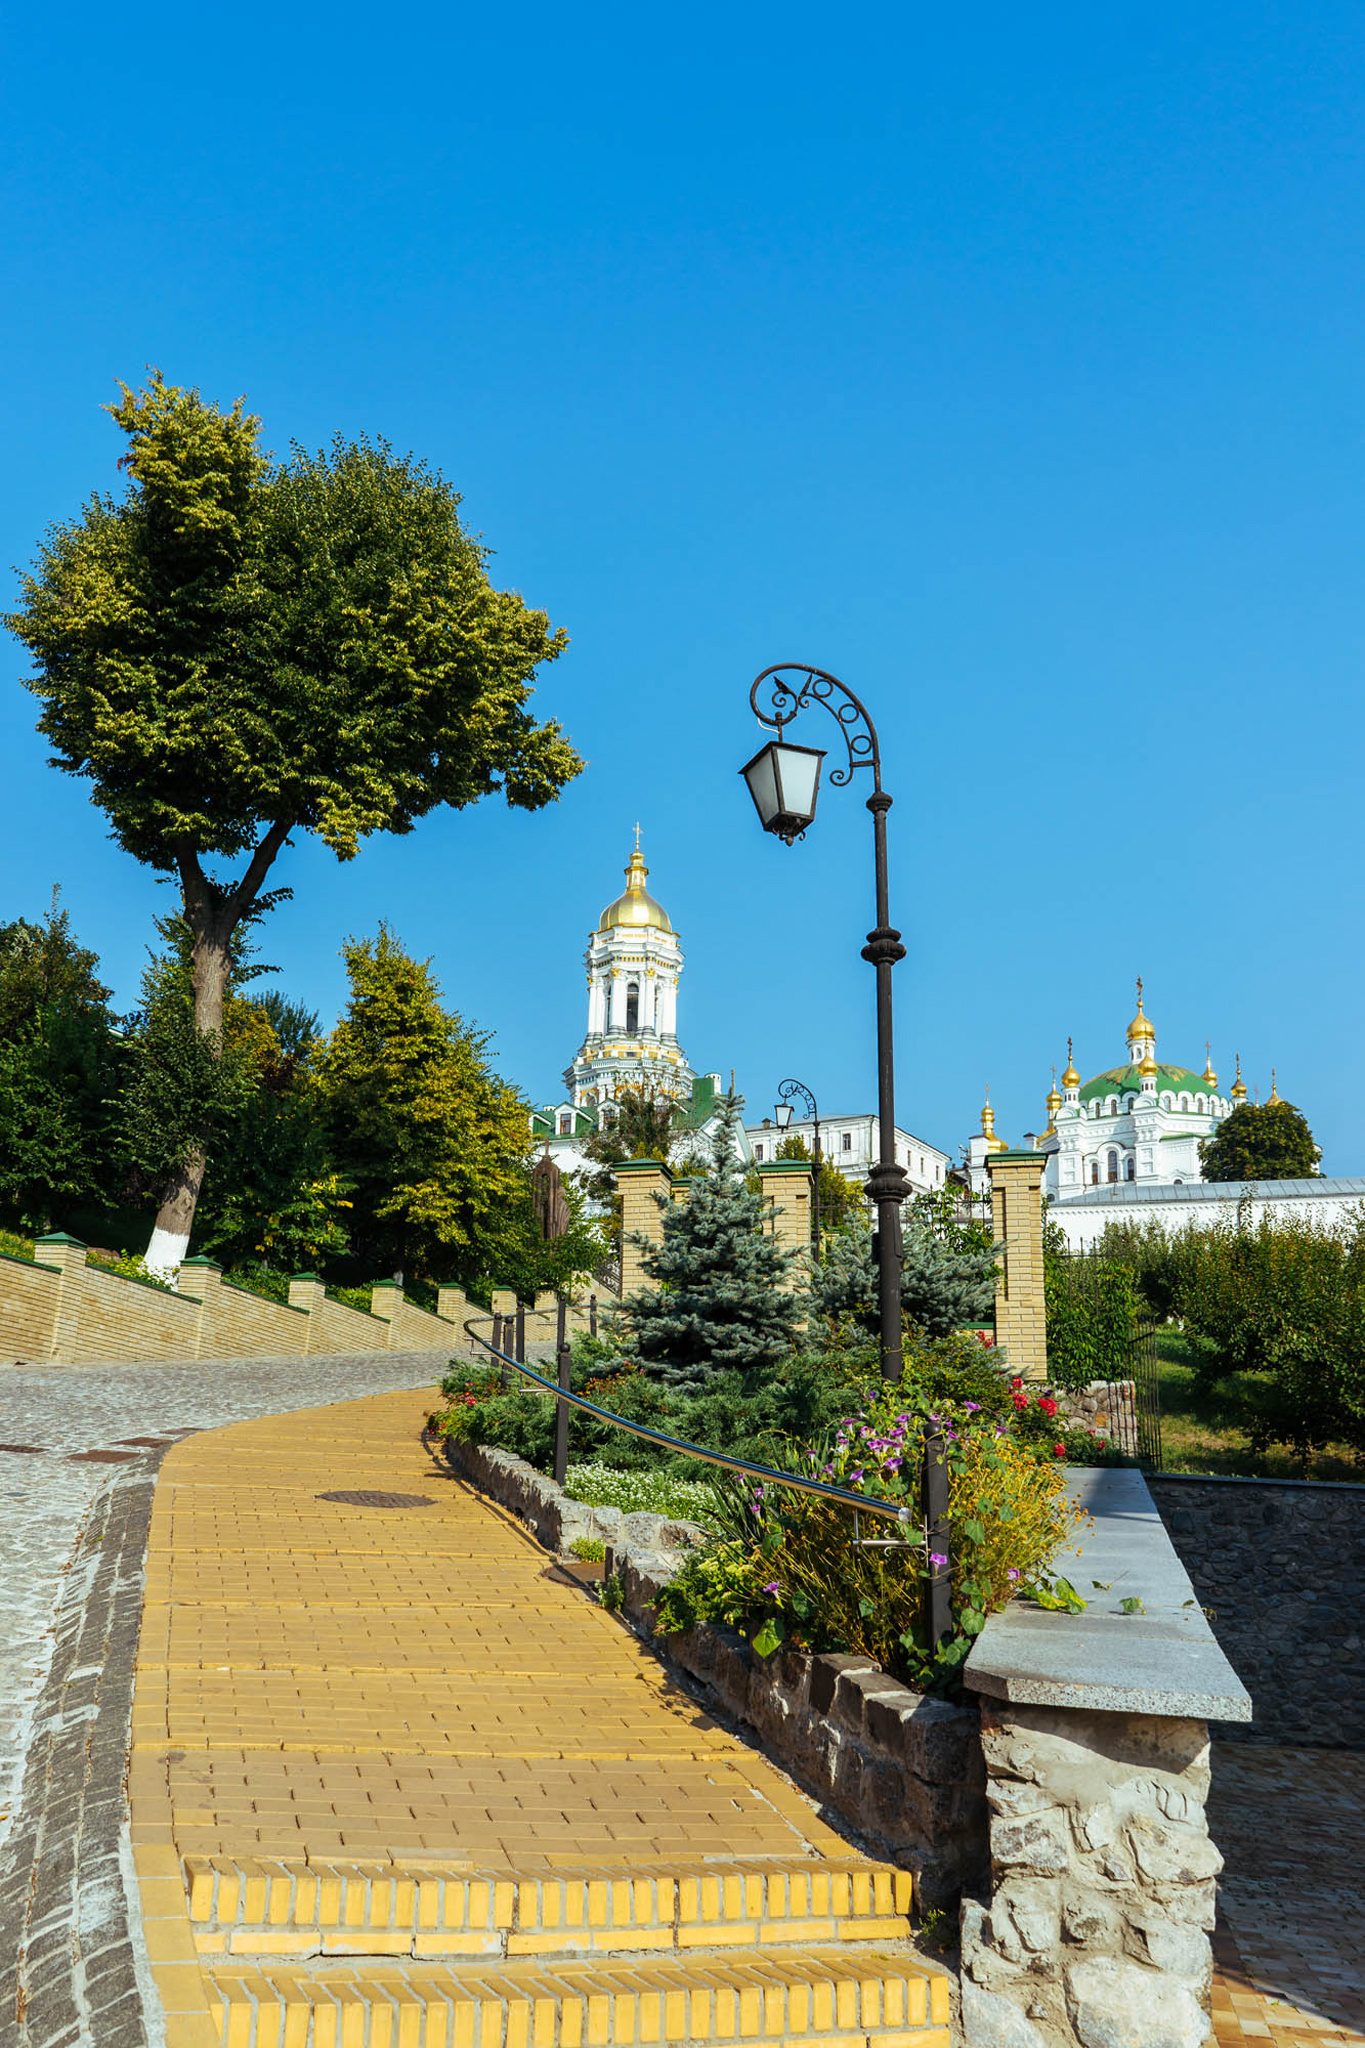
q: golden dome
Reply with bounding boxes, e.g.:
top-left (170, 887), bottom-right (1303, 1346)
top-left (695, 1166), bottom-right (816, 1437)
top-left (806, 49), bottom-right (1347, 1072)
top-left (1139, 1049), bottom-right (1159, 1079)
top-left (1230, 1052), bottom-right (1247, 1102)
top-left (1061, 1036), bottom-right (1080, 1089)
top-left (1266, 1067), bottom-right (1282, 1106)
top-left (599, 838), bottom-right (672, 933)
top-left (1203, 1040), bottom-right (1217, 1089)
top-left (980, 1096), bottom-right (1007, 1152)
top-left (1126, 976), bottom-right (1155, 1045)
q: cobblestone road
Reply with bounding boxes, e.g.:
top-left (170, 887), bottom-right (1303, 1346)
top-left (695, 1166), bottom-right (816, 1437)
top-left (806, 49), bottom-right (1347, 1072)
top-left (0, 1350), bottom-right (448, 1853)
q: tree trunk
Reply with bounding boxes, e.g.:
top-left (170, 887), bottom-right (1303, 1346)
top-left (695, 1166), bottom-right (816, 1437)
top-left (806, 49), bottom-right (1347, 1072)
top-left (144, 825), bottom-right (290, 1280)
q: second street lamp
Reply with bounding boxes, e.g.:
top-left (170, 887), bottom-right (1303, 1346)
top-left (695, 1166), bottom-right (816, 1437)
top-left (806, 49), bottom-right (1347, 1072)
top-left (740, 662), bottom-right (908, 1385)
top-left (775, 1076), bottom-right (821, 1246)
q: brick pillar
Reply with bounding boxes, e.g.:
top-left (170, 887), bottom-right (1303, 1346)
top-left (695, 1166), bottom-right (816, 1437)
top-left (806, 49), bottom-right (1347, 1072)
top-left (669, 1176), bottom-right (693, 1205)
top-left (437, 1284), bottom-right (468, 1326)
top-left (491, 1286), bottom-right (517, 1321)
top-left (288, 1273), bottom-right (326, 1352)
top-left (986, 1150), bottom-right (1048, 1382)
top-left (370, 1278), bottom-right (401, 1348)
top-left (755, 1160), bottom-right (814, 1289)
top-left (614, 1159), bottom-right (672, 1296)
top-left (179, 1254), bottom-right (221, 1357)
top-left (34, 1232), bottom-right (87, 1361)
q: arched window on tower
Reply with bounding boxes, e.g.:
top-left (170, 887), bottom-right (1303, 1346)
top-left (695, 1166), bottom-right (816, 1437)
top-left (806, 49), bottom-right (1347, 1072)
top-left (1107, 1150), bottom-right (1119, 1183)
top-left (1126, 1156), bottom-right (1135, 1181)
top-left (625, 982), bottom-right (639, 1033)
top-left (1090, 1160), bottom-right (1100, 1185)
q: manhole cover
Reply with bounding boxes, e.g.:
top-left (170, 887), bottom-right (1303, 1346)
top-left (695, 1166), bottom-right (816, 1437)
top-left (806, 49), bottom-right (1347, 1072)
top-left (0, 1443), bottom-right (48, 1454)
top-left (315, 1489), bottom-right (436, 1509)
top-left (68, 1449), bottom-right (144, 1463)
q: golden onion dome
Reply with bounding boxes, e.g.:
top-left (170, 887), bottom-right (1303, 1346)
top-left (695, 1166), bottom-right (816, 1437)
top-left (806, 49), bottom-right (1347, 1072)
top-left (599, 840), bottom-right (672, 933)
top-left (980, 1097), bottom-right (1007, 1152)
top-left (1230, 1053), bottom-right (1247, 1101)
top-left (1046, 1083), bottom-right (1063, 1117)
top-left (1139, 1047), bottom-right (1159, 1079)
top-left (1203, 1041), bottom-right (1218, 1089)
top-left (1266, 1067), bottom-right (1282, 1105)
top-left (1127, 977), bottom-right (1156, 1044)
top-left (1061, 1036), bottom-right (1080, 1089)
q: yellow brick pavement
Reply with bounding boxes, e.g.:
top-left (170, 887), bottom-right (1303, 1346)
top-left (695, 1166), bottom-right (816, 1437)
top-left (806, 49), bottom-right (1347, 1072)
top-left (129, 1387), bottom-right (949, 2044)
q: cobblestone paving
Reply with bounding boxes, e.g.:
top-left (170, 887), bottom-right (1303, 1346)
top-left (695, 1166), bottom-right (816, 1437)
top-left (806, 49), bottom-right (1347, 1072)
top-left (1209, 1744), bottom-right (1365, 2046)
top-left (0, 1350), bottom-right (448, 1849)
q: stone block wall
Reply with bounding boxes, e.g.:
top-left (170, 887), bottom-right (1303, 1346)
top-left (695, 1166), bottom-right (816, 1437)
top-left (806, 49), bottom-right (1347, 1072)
top-left (961, 1702), bottom-right (1220, 2048)
top-left (185, 1260), bottom-right (309, 1357)
top-left (1149, 1473), bottom-right (1365, 1748)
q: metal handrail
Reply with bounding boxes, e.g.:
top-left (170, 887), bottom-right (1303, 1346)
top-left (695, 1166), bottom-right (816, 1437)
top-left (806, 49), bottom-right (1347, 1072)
top-left (460, 1318), bottom-right (915, 1525)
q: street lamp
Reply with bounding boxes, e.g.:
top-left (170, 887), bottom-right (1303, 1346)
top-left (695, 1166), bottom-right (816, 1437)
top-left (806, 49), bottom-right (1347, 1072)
top-left (740, 663), bottom-right (908, 1385)
top-left (775, 1077), bottom-right (821, 1246)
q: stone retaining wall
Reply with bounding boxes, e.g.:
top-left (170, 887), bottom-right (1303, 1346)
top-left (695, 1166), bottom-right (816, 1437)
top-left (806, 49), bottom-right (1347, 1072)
top-left (1149, 1472), bottom-right (1365, 1749)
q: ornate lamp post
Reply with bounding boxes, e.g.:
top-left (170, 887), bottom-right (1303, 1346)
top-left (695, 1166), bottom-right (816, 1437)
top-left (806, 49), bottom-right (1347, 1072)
top-left (740, 664), bottom-right (908, 1384)
top-left (774, 1077), bottom-right (821, 1245)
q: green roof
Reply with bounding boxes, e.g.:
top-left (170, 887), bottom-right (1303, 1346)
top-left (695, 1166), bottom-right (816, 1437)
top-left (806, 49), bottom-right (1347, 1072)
top-left (1078, 1063), bottom-right (1215, 1105)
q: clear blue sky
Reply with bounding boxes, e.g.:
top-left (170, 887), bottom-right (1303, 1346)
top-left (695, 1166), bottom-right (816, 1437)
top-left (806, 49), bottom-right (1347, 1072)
top-left (3, 3), bottom-right (1362, 1169)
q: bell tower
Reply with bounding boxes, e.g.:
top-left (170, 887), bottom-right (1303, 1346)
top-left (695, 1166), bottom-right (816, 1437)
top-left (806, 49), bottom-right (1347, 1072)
top-left (566, 831), bottom-right (694, 1112)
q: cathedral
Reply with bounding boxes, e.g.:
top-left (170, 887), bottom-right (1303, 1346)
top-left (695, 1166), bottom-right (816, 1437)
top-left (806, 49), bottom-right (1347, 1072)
top-left (967, 983), bottom-right (1249, 1200)
top-left (530, 834), bottom-right (736, 1171)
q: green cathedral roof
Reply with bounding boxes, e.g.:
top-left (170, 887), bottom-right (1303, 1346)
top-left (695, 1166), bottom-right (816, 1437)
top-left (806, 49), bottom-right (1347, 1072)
top-left (1078, 1063), bottom-right (1217, 1105)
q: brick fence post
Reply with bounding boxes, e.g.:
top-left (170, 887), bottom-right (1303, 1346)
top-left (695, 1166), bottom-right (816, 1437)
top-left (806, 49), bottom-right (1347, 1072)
top-left (370, 1278), bottom-right (401, 1348)
top-left (288, 1273), bottom-right (326, 1352)
top-left (34, 1233), bottom-right (88, 1362)
top-left (755, 1159), bottom-right (815, 1295)
top-left (614, 1159), bottom-right (672, 1297)
top-left (179, 1254), bottom-right (221, 1357)
top-left (986, 1149), bottom-right (1048, 1381)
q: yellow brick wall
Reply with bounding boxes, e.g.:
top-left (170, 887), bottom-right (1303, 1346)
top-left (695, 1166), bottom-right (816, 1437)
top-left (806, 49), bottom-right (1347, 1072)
top-left (616, 1163), bottom-right (670, 1296)
top-left (987, 1154), bottom-right (1048, 1382)
top-left (66, 1262), bottom-right (201, 1364)
top-left (0, 1252), bottom-right (60, 1358)
top-left (192, 1266), bottom-right (309, 1358)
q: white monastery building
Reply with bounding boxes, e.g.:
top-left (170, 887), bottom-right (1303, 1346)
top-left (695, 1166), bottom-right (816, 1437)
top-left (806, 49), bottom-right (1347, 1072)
top-left (745, 1113), bottom-right (950, 1201)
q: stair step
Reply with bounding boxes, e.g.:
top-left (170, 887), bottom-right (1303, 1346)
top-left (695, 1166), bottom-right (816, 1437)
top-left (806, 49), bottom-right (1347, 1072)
top-left (187, 1857), bottom-right (915, 1962)
top-left (209, 1946), bottom-right (952, 2045)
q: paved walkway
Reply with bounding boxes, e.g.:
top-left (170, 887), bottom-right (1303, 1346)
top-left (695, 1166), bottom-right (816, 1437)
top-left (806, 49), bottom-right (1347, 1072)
top-left (128, 1387), bottom-right (949, 2044)
top-left (1208, 1744), bottom-right (1365, 2047)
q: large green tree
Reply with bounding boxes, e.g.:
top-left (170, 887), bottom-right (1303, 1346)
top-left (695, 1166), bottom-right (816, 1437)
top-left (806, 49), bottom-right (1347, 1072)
top-left (7, 373), bottom-right (579, 1270)
top-left (1200, 1098), bottom-right (1321, 1182)
top-left (322, 926), bottom-right (533, 1284)
top-left (0, 895), bottom-right (127, 1232)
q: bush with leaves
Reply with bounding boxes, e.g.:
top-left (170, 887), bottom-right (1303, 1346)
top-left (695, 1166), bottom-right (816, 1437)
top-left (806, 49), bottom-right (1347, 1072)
top-left (1200, 1098), bottom-right (1321, 1182)
top-left (1042, 1223), bottom-right (1144, 1392)
top-left (811, 1188), bottom-right (998, 1341)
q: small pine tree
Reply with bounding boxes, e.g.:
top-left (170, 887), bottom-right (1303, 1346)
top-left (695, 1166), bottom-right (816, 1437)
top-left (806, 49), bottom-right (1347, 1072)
top-left (622, 1095), bottom-right (803, 1391)
top-left (811, 1189), bottom-right (998, 1340)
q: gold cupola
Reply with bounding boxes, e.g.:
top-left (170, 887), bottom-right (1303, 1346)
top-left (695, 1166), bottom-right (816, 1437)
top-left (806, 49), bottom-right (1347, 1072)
top-left (1203, 1041), bottom-right (1218, 1090)
top-left (599, 831), bottom-right (672, 932)
top-left (1266, 1067), bottom-right (1282, 1106)
top-left (1061, 1036), bottom-right (1080, 1090)
top-left (1126, 976), bottom-right (1156, 1053)
top-left (1044, 1067), bottom-right (1062, 1136)
top-left (1230, 1053), bottom-right (1247, 1102)
top-left (980, 1092), bottom-right (1007, 1153)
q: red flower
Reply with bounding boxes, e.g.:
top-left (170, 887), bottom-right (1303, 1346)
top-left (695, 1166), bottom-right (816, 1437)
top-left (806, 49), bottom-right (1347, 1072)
top-left (1038, 1397), bottom-right (1058, 1418)
top-left (1010, 1376), bottom-right (1023, 1388)
top-left (1054, 1444), bottom-right (1066, 1458)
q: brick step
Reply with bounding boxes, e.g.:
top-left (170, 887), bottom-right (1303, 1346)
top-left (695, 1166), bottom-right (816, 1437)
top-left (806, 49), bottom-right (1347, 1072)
top-left (187, 1856), bottom-right (915, 1963)
top-left (208, 1945), bottom-right (952, 2045)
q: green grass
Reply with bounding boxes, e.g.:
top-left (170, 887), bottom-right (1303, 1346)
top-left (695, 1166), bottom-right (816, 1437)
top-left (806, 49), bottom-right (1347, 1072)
top-left (1156, 1332), bottom-right (1362, 1482)
top-left (562, 1464), bottom-right (719, 1523)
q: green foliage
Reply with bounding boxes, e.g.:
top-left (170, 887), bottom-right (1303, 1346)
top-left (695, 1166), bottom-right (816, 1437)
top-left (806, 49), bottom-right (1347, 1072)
top-left (0, 894), bottom-right (128, 1232)
top-left (810, 1189), bottom-right (998, 1341)
top-left (119, 924), bottom-right (255, 1200)
top-left (322, 926), bottom-right (533, 1284)
top-left (568, 1538), bottom-right (606, 1563)
top-left (622, 1095), bottom-right (803, 1392)
top-left (1042, 1223), bottom-right (1144, 1392)
top-left (0, 1227), bottom-right (35, 1262)
top-left (1200, 1099), bottom-right (1321, 1182)
top-left (87, 1247), bottom-right (175, 1293)
top-left (578, 1085), bottom-right (690, 1206)
top-left (562, 1466), bottom-right (718, 1522)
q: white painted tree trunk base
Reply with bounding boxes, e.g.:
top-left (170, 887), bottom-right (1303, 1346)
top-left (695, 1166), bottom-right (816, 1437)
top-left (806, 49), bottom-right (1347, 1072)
top-left (144, 1228), bottom-right (189, 1286)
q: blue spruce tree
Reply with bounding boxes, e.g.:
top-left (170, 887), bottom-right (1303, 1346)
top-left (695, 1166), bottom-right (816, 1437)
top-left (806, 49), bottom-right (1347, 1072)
top-left (621, 1094), bottom-right (803, 1392)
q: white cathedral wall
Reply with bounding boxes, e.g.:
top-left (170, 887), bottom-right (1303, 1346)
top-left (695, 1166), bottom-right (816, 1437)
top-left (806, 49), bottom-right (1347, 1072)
top-left (1048, 1180), bottom-right (1363, 1250)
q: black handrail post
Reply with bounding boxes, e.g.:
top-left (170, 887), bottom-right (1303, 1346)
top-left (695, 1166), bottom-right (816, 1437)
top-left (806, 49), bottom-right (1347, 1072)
top-left (923, 1424), bottom-right (953, 1648)
top-left (553, 1293), bottom-right (571, 1486)
top-left (589, 1294), bottom-right (598, 1338)
top-left (515, 1302), bottom-right (526, 1365)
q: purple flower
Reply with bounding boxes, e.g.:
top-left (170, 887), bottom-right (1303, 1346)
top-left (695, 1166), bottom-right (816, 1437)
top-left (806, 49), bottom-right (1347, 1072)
top-left (929, 1552), bottom-right (948, 1568)
top-left (763, 1580), bottom-right (781, 1595)
top-left (964, 1401), bottom-right (980, 1413)
top-left (1007, 1568), bottom-right (1020, 1582)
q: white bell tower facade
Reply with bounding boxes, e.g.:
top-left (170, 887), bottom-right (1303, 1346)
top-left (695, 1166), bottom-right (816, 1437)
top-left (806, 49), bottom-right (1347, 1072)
top-left (565, 832), bottom-right (695, 1111)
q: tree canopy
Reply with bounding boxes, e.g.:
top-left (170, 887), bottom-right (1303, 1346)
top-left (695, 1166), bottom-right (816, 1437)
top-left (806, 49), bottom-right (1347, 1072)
top-left (1200, 1099), bottom-right (1321, 1182)
top-left (6, 372), bottom-right (580, 1265)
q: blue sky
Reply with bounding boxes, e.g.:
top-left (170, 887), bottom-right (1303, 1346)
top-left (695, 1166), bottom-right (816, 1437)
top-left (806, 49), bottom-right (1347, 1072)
top-left (2, 2), bottom-right (1362, 1167)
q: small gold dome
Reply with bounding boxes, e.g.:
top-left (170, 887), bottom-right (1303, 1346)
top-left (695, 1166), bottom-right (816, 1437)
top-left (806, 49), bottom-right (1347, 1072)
top-left (1127, 977), bottom-right (1155, 1045)
top-left (1138, 1048), bottom-right (1159, 1079)
top-left (1046, 1083), bottom-right (1063, 1117)
top-left (1230, 1052), bottom-right (1247, 1101)
top-left (1203, 1040), bottom-right (1217, 1089)
top-left (1267, 1067), bottom-right (1282, 1106)
top-left (980, 1097), bottom-right (1007, 1152)
top-left (1061, 1036), bottom-right (1080, 1089)
top-left (599, 840), bottom-right (672, 933)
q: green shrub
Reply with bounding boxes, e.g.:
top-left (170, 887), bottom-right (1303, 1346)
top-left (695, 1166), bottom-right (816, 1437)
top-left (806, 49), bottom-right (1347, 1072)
top-left (563, 1465), bottom-right (717, 1523)
top-left (1043, 1227), bottom-right (1143, 1392)
top-left (0, 1227), bottom-right (35, 1262)
top-left (568, 1537), bottom-right (606, 1562)
top-left (86, 1247), bottom-right (174, 1292)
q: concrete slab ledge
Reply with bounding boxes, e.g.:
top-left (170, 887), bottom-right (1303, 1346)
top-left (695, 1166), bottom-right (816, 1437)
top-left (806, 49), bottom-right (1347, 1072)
top-left (965, 1466), bottom-right (1253, 1721)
